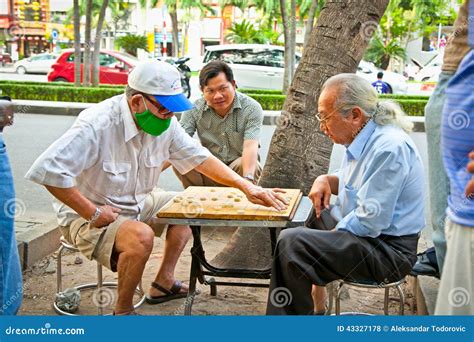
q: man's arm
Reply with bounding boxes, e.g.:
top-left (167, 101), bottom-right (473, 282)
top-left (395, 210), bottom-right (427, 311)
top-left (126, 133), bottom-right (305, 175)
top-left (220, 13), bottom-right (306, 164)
top-left (195, 155), bottom-right (287, 211)
top-left (45, 185), bottom-right (121, 228)
top-left (241, 139), bottom-right (259, 179)
top-left (241, 98), bottom-right (263, 179)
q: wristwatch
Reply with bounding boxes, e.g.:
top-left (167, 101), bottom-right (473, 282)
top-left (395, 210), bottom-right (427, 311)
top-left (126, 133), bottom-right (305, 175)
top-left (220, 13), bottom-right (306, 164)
top-left (244, 173), bottom-right (255, 184)
top-left (88, 207), bottom-right (102, 225)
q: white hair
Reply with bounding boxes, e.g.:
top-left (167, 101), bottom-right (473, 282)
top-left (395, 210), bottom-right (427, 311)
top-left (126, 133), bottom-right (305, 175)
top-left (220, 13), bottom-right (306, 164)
top-left (321, 73), bottom-right (413, 133)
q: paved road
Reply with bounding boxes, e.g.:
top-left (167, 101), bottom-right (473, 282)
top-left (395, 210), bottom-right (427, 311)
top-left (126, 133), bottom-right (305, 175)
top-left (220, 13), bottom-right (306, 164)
top-left (4, 112), bottom-right (432, 241)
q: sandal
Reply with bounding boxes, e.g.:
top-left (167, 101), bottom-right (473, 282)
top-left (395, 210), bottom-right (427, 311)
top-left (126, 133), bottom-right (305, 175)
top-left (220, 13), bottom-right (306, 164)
top-left (145, 280), bottom-right (188, 304)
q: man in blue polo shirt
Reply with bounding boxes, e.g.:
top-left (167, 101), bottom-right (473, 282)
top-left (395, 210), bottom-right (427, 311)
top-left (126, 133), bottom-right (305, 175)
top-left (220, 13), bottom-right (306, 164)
top-left (371, 72), bottom-right (390, 94)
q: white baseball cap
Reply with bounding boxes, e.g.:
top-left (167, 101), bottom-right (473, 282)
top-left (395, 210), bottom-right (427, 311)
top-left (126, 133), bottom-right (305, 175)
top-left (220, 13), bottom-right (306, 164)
top-left (128, 59), bottom-right (193, 112)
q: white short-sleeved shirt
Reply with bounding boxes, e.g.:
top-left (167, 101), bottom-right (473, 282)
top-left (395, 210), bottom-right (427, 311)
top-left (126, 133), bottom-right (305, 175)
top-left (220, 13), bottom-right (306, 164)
top-left (25, 94), bottom-right (211, 226)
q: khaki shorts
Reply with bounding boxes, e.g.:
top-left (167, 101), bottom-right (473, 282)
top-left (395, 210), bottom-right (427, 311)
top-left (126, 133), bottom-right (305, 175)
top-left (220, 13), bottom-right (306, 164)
top-left (59, 189), bottom-right (179, 272)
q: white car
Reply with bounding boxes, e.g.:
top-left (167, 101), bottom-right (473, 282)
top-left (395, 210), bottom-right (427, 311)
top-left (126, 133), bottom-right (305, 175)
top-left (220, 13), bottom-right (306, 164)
top-left (413, 53), bottom-right (443, 82)
top-left (14, 53), bottom-right (58, 74)
top-left (203, 44), bottom-right (407, 94)
top-left (356, 60), bottom-right (408, 94)
top-left (203, 44), bottom-right (301, 90)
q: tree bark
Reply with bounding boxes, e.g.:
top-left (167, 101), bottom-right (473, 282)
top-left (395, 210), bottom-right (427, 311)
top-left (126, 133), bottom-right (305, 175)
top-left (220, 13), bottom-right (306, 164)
top-left (303, 0), bottom-right (320, 48)
top-left (289, 0), bottom-right (296, 83)
top-left (92, 0), bottom-right (109, 87)
top-left (211, 0), bottom-right (389, 270)
top-left (170, 8), bottom-right (179, 57)
top-left (73, 0), bottom-right (81, 87)
top-left (83, 0), bottom-right (93, 86)
top-left (280, 0), bottom-right (290, 93)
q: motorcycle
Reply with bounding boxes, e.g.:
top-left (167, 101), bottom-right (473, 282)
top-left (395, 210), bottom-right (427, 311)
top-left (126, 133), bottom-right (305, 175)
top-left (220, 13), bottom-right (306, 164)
top-left (158, 57), bottom-right (191, 98)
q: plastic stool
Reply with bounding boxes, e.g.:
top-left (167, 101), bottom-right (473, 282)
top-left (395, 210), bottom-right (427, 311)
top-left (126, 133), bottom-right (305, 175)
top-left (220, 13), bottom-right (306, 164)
top-left (54, 236), bottom-right (146, 315)
top-left (334, 278), bottom-right (406, 315)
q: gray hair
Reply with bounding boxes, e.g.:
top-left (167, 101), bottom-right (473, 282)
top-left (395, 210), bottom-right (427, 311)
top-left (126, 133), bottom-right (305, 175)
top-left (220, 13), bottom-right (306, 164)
top-left (321, 73), bottom-right (413, 133)
top-left (125, 85), bottom-right (142, 98)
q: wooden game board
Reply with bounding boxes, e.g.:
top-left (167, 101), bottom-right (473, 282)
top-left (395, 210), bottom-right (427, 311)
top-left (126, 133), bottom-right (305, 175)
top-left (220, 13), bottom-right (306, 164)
top-left (157, 186), bottom-right (302, 221)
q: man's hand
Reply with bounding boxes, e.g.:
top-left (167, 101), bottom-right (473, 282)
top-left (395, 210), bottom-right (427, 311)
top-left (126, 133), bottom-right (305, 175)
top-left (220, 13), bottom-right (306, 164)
top-left (309, 175), bottom-right (331, 218)
top-left (90, 205), bottom-right (122, 228)
top-left (242, 183), bottom-right (288, 211)
top-left (466, 150), bottom-right (474, 198)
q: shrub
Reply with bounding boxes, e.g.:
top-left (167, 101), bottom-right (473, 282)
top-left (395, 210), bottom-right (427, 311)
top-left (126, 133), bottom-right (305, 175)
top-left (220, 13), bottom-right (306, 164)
top-left (0, 82), bottom-right (428, 116)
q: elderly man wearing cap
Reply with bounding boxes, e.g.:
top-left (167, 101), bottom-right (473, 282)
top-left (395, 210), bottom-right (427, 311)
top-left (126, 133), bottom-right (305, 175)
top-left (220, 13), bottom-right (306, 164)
top-left (26, 60), bottom-right (287, 315)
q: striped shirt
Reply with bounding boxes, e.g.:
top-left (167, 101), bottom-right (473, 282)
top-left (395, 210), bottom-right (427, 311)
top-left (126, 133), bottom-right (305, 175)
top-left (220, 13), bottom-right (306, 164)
top-left (442, 49), bottom-right (474, 227)
top-left (25, 94), bottom-right (211, 226)
top-left (180, 92), bottom-right (263, 164)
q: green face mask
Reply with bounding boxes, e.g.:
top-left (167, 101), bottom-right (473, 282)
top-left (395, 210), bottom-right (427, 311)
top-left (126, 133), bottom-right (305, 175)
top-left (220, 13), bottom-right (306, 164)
top-left (135, 97), bottom-right (171, 136)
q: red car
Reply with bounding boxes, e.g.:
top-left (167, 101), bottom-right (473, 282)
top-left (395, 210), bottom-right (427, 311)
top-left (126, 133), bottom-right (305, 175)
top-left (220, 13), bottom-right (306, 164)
top-left (0, 53), bottom-right (12, 66)
top-left (47, 49), bottom-right (139, 84)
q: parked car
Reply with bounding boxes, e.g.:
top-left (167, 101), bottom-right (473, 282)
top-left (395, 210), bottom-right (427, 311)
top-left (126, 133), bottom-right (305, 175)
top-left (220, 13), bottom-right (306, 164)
top-left (0, 53), bottom-right (12, 66)
top-left (203, 44), bottom-right (301, 90)
top-left (203, 44), bottom-right (408, 94)
top-left (413, 53), bottom-right (443, 82)
top-left (14, 53), bottom-right (58, 74)
top-left (47, 49), bottom-right (139, 84)
top-left (357, 60), bottom-right (408, 94)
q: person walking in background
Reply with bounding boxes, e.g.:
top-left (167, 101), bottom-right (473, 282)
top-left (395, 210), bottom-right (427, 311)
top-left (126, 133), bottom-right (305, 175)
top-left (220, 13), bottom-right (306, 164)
top-left (371, 72), bottom-right (390, 94)
top-left (0, 96), bottom-right (23, 315)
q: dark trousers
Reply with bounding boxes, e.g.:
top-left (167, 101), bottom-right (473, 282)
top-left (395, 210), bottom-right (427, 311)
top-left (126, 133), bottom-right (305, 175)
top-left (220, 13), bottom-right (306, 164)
top-left (266, 211), bottom-right (419, 315)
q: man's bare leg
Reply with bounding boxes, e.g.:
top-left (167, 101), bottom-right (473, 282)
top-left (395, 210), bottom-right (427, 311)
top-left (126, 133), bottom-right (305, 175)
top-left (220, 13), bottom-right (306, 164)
top-left (312, 285), bottom-right (327, 314)
top-left (149, 224), bottom-right (192, 297)
top-left (113, 221), bottom-right (155, 314)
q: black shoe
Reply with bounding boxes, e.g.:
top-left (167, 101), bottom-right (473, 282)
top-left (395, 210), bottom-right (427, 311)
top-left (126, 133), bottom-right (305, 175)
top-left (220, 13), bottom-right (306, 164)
top-left (410, 247), bottom-right (440, 278)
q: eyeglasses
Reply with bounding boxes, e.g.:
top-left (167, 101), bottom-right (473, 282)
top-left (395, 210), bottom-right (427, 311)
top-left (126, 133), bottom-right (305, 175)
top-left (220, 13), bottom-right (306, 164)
top-left (141, 94), bottom-right (169, 114)
top-left (315, 105), bottom-right (348, 125)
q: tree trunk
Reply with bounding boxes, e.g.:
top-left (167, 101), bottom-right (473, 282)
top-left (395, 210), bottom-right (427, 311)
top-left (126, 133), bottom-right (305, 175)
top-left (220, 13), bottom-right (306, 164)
top-left (170, 8), bottom-right (179, 57)
top-left (73, 0), bottom-right (81, 87)
top-left (280, 0), bottom-right (290, 93)
top-left (211, 0), bottom-right (389, 270)
top-left (181, 22), bottom-right (189, 56)
top-left (289, 0), bottom-right (296, 82)
top-left (83, 0), bottom-right (93, 86)
top-left (303, 0), bottom-right (319, 48)
top-left (281, 0), bottom-right (296, 93)
top-left (92, 0), bottom-right (109, 87)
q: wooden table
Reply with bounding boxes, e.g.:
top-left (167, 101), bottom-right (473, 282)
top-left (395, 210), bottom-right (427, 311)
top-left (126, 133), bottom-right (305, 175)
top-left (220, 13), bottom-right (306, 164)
top-left (156, 187), bottom-right (313, 315)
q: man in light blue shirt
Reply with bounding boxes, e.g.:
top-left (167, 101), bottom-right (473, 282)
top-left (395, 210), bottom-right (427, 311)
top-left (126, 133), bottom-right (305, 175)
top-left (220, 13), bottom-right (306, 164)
top-left (266, 74), bottom-right (425, 315)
